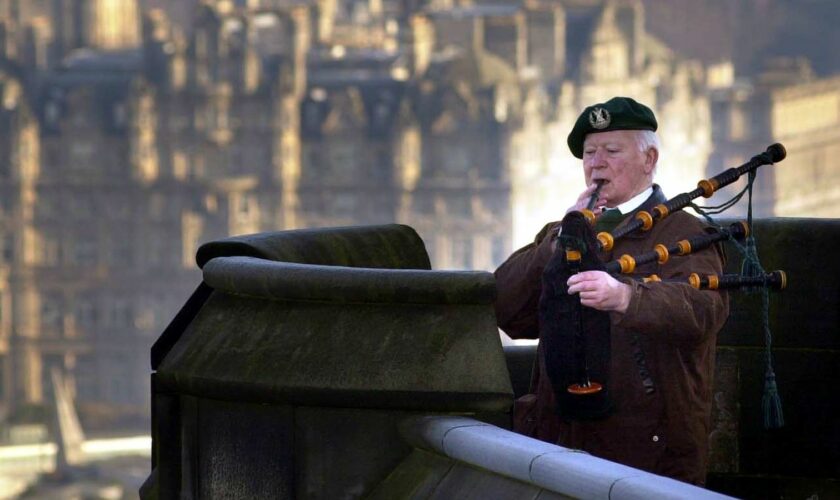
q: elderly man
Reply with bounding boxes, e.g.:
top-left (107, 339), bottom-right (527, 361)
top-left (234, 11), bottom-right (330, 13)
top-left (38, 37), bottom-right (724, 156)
top-left (495, 97), bottom-right (729, 485)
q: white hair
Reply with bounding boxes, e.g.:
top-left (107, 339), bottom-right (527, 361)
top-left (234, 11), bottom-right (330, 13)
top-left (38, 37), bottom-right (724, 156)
top-left (635, 129), bottom-right (660, 175)
top-left (635, 129), bottom-right (659, 154)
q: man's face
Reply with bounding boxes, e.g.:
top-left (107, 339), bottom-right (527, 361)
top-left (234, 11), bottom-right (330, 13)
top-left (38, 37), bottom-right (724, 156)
top-left (582, 130), bottom-right (656, 207)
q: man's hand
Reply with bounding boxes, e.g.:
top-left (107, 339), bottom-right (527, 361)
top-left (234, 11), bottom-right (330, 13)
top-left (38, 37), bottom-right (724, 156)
top-left (565, 182), bottom-right (607, 215)
top-left (567, 271), bottom-right (632, 313)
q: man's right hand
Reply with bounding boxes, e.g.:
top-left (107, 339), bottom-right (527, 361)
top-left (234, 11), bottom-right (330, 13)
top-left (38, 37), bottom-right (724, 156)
top-left (566, 182), bottom-right (607, 215)
top-left (567, 271), bottom-right (632, 313)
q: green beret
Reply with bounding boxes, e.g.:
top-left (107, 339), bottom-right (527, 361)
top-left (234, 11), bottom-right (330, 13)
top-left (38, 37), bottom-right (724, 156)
top-left (567, 96), bottom-right (658, 159)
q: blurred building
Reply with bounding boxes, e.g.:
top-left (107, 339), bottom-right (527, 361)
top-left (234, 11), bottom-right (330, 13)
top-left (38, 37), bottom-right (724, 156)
top-left (704, 57), bottom-right (840, 217)
top-left (770, 73), bottom-right (840, 217)
top-left (0, 0), bottom-right (837, 429)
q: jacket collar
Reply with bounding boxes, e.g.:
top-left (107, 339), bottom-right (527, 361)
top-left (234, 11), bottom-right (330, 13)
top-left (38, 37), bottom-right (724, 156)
top-left (614, 184), bottom-right (668, 239)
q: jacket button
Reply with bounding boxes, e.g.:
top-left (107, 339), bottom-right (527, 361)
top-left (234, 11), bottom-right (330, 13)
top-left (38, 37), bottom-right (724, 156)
top-left (652, 435), bottom-right (659, 442)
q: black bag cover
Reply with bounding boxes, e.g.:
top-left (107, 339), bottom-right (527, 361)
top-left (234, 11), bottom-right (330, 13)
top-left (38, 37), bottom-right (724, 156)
top-left (539, 211), bottom-right (612, 420)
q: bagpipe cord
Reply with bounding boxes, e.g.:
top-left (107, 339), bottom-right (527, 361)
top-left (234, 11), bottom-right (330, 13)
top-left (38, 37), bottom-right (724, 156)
top-left (689, 170), bottom-right (784, 429)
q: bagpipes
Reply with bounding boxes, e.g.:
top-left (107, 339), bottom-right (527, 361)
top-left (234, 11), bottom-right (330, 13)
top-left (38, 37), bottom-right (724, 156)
top-left (539, 144), bottom-right (788, 424)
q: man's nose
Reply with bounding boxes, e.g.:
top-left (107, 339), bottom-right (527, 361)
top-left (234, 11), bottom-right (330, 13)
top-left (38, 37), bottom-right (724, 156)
top-left (587, 149), bottom-right (607, 167)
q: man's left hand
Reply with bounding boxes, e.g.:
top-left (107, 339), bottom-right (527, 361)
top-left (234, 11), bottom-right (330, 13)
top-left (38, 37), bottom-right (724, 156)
top-left (567, 271), bottom-right (632, 313)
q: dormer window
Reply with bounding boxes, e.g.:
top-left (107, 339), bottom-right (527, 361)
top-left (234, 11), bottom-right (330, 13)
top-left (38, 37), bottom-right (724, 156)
top-left (113, 102), bottom-right (127, 127)
top-left (45, 101), bottom-right (60, 125)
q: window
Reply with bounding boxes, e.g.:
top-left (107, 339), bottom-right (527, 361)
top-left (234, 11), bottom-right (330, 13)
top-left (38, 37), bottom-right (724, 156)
top-left (327, 141), bottom-right (360, 182)
top-left (75, 354), bottom-right (99, 401)
top-left (71, 142), bottom-right (95, 163)
top-left (134, 305), bottom-right (155, 331)
top-left (0, 194), bottom-right (11, 215)
top-left (331, 194), bottom-right (357, 216)
top-left (107, 235), bottom-right (134, 267)
top-left (413, 196), bottom-right (435, 215)
top-left (68, 196), bottom-right (95, 218)
top-left (236, 194), bottom-right (256, 222)
top-left (172, 151), bottom-right (189, 180)
top-left (73, 239), bottom-right (98, 266)
top-left (113, 102), bottom-right (127, 127)
top-left (45, 101), bottom-right (60, 126)
top-left (302, 146), bottom-right (324, 181)
top-left (39, 233), bottom-right (59, 266)
top-left (448, 196), bottom-right (471, 217)
top-left (75, 298), bottom-right (98, 330)
top-left (0, 234), bottom-right (12, 264)
top-left (443, 142), bottom-right (471, 176)
top-left (41, 294), bottom-right (62, 331)
top-left (451, 236), bottom-right (473, 270)
top-left (108, 298), bottom-right (133, 330)
top-left (729, 106), bottom-right (749, 141)
top-left (492, 236), bottom-right (508, 267)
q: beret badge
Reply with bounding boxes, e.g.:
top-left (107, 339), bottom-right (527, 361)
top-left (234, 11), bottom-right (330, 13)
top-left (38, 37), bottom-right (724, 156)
top-left (589, 107), bottom-right (611, 129)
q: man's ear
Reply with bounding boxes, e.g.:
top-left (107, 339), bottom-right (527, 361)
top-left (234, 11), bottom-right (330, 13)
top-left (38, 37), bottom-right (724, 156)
top-left (643, 147), bottom-right (658, 174)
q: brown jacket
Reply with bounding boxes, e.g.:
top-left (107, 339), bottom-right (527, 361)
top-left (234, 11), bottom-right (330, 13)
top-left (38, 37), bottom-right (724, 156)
top-left (495, 186), bottom-right (729, 485)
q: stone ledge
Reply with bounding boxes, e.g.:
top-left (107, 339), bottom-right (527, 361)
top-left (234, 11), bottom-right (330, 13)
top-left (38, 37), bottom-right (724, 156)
top-left (202, 256), bottom-right (497, 305)
top-left (399, 415), bottom-right (734, 499)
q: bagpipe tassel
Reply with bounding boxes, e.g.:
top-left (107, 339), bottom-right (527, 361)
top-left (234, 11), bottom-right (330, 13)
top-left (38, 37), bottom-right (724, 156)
top-left (740, 236), bottom-right (764, 293)
top-left (762, 369), bottom-right (785, 429)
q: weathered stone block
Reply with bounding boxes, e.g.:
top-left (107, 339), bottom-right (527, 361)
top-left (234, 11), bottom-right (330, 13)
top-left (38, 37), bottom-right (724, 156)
top-left (708, 347), bottom-right (740, 474)
top-left (718, 218), bottom-right (840, 350)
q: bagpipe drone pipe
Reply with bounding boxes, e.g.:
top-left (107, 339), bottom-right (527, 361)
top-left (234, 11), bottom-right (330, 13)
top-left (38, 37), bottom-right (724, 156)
top-left (539, 143), bottom-right (788, 421)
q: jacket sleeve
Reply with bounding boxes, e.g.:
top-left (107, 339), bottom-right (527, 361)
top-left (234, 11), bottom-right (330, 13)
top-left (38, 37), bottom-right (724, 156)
top-left (612, 216), bottom-right (730, 345)
top-left (494, 222), bottom-right (560, 339)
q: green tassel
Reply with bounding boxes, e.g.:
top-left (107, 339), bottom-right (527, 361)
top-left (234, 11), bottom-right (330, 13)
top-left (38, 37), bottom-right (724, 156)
top-left (762, 370), bottom-right (784, 429)
top-left (740, 237), bottom-right (763, 294)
